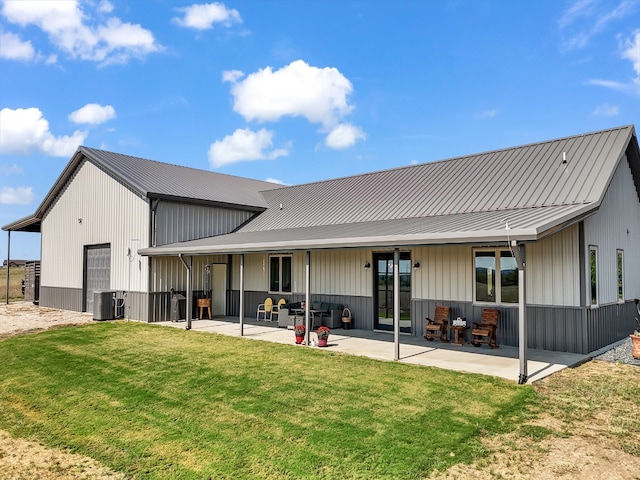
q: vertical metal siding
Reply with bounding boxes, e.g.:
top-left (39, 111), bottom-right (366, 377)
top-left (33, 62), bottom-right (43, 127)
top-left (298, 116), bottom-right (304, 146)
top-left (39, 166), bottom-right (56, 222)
top-left (154, 202), bottom-right (255, 246)
top-left (413, 245), bottom-right (472, 301)
top-left (584, 155), bottom-right (640, 304)
top-left (527, 225), bottom-right (580, 306)
top-left (40, 160), bottom-right (149, 296)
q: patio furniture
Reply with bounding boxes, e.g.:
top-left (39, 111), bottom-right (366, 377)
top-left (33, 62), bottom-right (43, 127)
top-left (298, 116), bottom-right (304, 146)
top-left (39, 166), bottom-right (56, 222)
top-left (424, 305), bottom-right (450, 342)
top-left (471, 308), bottom-right (500, 349)
top-left (197, 298), bottom-right (211, 319)
top-left (270, 298), bottom-right (287, 322)
top-left (256, 297), bottom-right (273, 321)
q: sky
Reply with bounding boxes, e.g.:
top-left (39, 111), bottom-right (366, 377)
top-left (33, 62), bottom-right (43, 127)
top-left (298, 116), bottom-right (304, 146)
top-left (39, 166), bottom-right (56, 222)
top-left (1, 0), bottom-right (639, 261)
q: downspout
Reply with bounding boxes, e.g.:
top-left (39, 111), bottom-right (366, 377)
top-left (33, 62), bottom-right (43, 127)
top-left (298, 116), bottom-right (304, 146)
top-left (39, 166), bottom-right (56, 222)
top-left (512, 241), bottom-right (528, 384)
top-left (393, 248), bottom-right (400, 361)
top-left (179, 253), bottom-right (192, 330)
top-left (5, 230), bottom-right (9, 304)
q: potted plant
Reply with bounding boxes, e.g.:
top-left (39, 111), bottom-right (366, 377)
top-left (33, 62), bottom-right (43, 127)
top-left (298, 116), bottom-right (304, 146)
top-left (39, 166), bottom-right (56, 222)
top-left (631, 315), bottom-right (640, 360)
top-left (316, 326), bottom-right (330, 347)
top-left (294, 323), bottom-right (306, 344)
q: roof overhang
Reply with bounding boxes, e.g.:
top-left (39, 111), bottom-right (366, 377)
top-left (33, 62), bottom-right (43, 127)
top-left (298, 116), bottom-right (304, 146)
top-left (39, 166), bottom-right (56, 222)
top-left (2, 214), bottom-right (41, 232)
top-left (138, 203), bottom-right (598, 257)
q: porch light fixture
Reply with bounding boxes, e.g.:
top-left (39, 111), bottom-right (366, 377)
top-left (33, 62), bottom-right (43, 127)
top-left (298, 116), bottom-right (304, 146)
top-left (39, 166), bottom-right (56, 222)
top-left (413, 261), bottom-right (420, 269)
top-left (364, 261), bottom-right (371, 269)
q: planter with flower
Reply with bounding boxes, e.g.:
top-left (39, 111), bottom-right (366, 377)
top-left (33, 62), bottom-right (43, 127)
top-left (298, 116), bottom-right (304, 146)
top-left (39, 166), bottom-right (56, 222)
top-left (631, 313), bottom-right (640, 360)
top-left (294, 324), bottom-right (306, 344)
top-left (316, 326), bottom-right (330, 347)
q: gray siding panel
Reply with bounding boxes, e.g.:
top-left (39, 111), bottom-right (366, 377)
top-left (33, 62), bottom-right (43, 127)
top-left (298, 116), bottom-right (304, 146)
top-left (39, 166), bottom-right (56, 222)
top-left (40, 286), bottom-right (83, 312)
top-left (155, 202), bottom-right (255, 246)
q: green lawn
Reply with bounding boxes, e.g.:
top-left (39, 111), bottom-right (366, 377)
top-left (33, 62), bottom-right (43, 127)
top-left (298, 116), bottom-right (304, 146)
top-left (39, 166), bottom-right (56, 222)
top-left (0, 323), bottom-right (536, 479)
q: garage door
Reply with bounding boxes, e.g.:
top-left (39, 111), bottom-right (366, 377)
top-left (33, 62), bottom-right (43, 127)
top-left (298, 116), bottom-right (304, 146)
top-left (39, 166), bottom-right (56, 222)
top-left (84, 244), bottom-right (111, 313)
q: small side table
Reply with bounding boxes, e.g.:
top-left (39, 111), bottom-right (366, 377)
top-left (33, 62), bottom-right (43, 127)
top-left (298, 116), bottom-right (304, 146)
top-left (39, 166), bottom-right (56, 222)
top-left (197, 298), bottom-right (212, 319)
top-left (450, 325), bottom-right (468, 346)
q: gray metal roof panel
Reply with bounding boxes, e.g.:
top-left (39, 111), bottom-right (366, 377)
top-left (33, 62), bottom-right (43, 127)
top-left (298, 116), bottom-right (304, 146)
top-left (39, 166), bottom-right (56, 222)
top-left (240, 125), bottom-right (634, 233)
top-left (79, 147), bottom-right (280, 209)
top-left (138, 203), bottom-right (594, 256)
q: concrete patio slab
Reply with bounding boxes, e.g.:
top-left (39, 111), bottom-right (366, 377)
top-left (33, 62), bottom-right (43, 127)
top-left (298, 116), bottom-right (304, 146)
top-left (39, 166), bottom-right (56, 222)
top-left (156, 317), bottom-right (589, 384)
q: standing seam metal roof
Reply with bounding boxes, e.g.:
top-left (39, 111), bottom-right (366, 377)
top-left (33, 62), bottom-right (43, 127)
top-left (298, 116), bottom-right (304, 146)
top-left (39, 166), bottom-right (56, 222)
top-left (240, 125), bottom-right (635, 232)
top-left (79, 147), bottom-right (281, 209)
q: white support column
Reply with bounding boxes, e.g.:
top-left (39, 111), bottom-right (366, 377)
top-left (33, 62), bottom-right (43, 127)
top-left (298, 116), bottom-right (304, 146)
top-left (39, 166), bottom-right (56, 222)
top-left (512, 242), bottom-right (528, 384)
top-left (393, 248), bottom-right (400, 361)
top-left (239, 254), bottom-right (244, 337)
top-left (5, 230), bottom-right (10, 305)
top-left (305, 251), bottom-right (311, 346)
top-left (186, 256), bottom-right (193, 330)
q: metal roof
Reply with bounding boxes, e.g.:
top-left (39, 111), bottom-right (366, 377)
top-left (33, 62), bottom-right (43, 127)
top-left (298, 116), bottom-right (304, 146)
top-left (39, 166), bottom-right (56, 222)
top-left (139, 124), bottom-right (638, 256)
top-left (2, 146), bottom-right (282, 232)
top-left (242, 125), bottom-right (634, 231)
top-left (138, 203), bottom-right (596, 256)
top-left (79, 147), bottom-right (280, 210)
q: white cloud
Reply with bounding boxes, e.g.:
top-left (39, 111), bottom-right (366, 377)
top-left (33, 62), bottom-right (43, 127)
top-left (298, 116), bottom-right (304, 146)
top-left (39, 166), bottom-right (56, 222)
top-left (0, 186), bottom-right (34, 205)
top-left (558, 0), bottom-right (636, 51)
top-left (621, 29), bottom-right (640, 80)
top-left (98, 0), bottom-right (113, 14)
top-left (229, 59), bottom-right (355, 128)
top-left (208, 128), bottom-right (289, 168)
top-left (69, 103), bottom-right (116, 124)
top-left (0, 107), bottom-right (87, 156)
top-left (0, 31), bottom-right (35, 61)
top-left (325, 123), bottom-right (366, 149)
top-left (0, 0), bottom-right (160, 65)
top-left (173, 2), bottom-right (241, 30)
top-left (0, 163), bottom-right (23, 175)
top-left (265, 177), bottom-right (285, 185)
top-left (222, 69), bottom-right (244, 83)
top-left (476, 109), bottom-right (497, 119)
top-left (591, 103), bottom-right (620, 116)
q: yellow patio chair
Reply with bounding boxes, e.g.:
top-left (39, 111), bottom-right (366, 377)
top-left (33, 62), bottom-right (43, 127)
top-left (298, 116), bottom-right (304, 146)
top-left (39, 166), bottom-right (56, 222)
top-left (256, 297), bottom-right (273, 321)
top-left (270, 298), bottom-right (287, 321)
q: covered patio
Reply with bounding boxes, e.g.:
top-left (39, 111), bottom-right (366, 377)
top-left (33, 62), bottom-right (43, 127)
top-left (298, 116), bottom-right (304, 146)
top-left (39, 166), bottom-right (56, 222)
top-left (156, 316), bottom-right (589, 384)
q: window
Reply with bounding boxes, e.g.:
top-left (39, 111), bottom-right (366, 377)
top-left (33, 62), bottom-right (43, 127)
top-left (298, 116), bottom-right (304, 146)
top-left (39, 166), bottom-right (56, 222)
top-left (617, 249), bottom-right (624, 302)
top-left (269, 255), bottom-right (292, 293)
top-left (474, 249), bottom-right (518, 304)
top-left (589, 246), bottom-right (598, 306)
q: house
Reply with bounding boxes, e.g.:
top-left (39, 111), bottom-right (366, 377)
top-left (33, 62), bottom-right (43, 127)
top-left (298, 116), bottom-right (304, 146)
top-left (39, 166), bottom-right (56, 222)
top-left (4, 125), bottom-right (640, 366)
top-left (2, 259), bottom-right (27, 268)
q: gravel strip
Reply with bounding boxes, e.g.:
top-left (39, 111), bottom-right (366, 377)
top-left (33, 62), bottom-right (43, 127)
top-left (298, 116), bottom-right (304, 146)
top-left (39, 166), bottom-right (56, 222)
top-left (594, 337), bottom-right (640, 366)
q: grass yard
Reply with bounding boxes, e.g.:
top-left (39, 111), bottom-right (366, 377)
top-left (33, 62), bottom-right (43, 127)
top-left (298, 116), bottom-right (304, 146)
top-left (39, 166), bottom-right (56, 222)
top-left (0, 322), bottom-right (536, 479)
top-left (0, 266), bottom-right (25, 301)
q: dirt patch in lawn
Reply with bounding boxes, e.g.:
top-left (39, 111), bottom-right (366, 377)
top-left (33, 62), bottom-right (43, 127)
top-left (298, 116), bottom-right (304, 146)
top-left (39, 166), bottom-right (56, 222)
top-left (430, 360), bottom-right (640, 479)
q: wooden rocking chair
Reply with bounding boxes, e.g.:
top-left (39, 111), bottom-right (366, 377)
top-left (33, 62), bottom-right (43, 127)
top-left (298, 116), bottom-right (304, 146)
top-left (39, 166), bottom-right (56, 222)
top-left (423, 306), bottom-right (450, 342)
top-left (471, 308), bottom-right (499, 349)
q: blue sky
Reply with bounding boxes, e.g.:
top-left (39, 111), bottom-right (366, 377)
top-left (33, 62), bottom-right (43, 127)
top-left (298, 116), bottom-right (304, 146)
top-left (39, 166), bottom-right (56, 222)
top-left (1, 0), bottom-right (639, 260)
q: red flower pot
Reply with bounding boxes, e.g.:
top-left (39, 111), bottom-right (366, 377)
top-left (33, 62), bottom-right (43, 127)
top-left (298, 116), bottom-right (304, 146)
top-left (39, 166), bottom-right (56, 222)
top-left (295, 335), bottom-right (304, 344)
top-left (317, 337), bottom-right (328, 347)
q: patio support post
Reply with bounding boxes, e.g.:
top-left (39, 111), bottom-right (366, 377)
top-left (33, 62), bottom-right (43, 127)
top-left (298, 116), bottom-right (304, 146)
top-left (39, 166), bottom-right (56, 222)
top-left (393, 248), bottom-right (400, 361)
top-left (5, 230), bottom-right (9, 304)
top-left (305, 250), bottom-right (310, 346)
top-left (178, 254), bottom-right (193, 330)
top-left (239, 254), bottom-right (244, 336)
top-left (512, 242), bottom-right (527, 384)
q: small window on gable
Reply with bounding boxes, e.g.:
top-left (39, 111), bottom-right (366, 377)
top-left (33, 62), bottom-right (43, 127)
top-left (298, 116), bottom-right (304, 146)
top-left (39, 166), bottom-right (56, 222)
top-left (617, 249), bottom-right (624, 302)
top-left (589, 246), bottom-right (598, 307)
